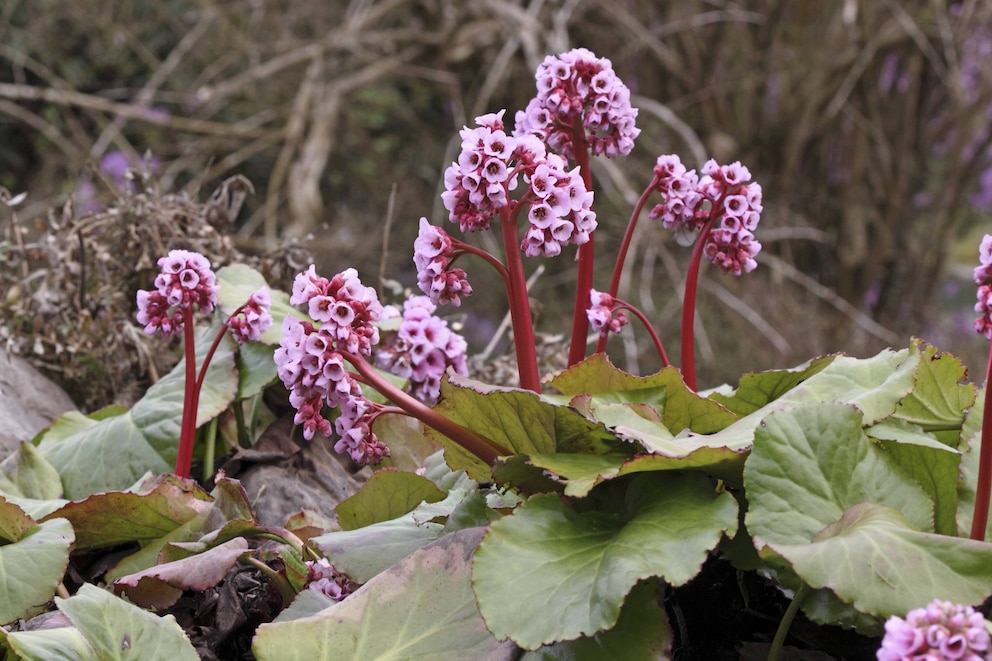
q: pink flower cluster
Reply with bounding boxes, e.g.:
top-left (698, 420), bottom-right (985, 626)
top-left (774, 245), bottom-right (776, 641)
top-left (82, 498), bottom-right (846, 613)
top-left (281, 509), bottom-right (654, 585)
top-left (414, 218), bottom-right (473, 306)
top-left (974, 234), bottom-right (992, 339)
top-left (375, 296), bottom-right (468, 404)
top-left (304, 558), bottom-right (357, 602)
top-left (440, 111), bottom-right (596, 258)
top-left (275, 266), bottom-right (389, 465)
top-left (136, 249), bottom-right (219, 337)
top-left (225, 288), bottom-right (273, 344)
top-left (586, 289), bottom-right (628, 335)
top-left (649, 155), bottom-right (763, 276)
top-left (514, 48), bottom-right (640, 159)
top-left (521, 152), bottom-right (596, 258)
top-left (877, 599), bottom-right (991, 661)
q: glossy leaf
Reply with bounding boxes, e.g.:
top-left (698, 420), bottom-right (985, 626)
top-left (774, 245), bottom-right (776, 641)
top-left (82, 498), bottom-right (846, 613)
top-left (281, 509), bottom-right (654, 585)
top-left (253, 528), bottom-right (515, 661)
top-left (1, 627), bottom-right (96, 661)
top-left (42, 475), bottom-right (213, 550)
top-left (335, 468), bottom-right (446, 531)
top-left (519, 580), bottom-right (672, 660)
top-left (56, 584), bottom-right (198, 660)
top-left (890, 339), bottom-right (974, 444)
top-left (473, 473), bottom-right (738, 649)
top-left (0, 517), bottom-right (74, 625)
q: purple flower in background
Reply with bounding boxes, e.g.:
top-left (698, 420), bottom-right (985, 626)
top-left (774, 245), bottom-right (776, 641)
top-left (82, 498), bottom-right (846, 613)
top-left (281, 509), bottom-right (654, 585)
top-left (375, 295), bottom-right (468, 404)
top-left (99, 150), bottom-right (161, 193)
top-left (514, 48), bottom-right (640, 159)
top-left (877, 599), bottom-right (991, 661)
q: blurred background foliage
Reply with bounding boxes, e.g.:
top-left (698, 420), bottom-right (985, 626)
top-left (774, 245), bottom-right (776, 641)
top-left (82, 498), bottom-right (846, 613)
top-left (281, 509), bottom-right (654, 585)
top-left (2, 0), bottom-right (992, 409)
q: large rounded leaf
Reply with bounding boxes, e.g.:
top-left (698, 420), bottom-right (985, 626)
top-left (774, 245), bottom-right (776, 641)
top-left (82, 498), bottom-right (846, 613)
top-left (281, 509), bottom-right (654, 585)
top-left (253, 528), bottom-right (515, 661)
top-left (472, 473), bottom-right (737, 649)
top-left (0, 516), bottom-right (74, 625)
top-left (56, 584), bottom-right (198, 660)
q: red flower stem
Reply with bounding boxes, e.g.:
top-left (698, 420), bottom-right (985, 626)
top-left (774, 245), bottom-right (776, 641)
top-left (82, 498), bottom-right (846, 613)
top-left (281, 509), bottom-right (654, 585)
top-left (567, 117), bottom-right (595, 367)
top-left (614, 300), bottom-right (671, 367)
top-left (194, 306), bottom-right (245, 393)
top-left (681, 215), bottom-right (719, 392)
top-left (176, 306), bottom-right (198, 478)
top-left (344, 351), bottom-right (511, 465)
top-left (500, 203), bottom-right (542, 392)
top-left (595, 175), bottom-right (663, 355)
top-left (970, 341), bottom-right (992, 540)
top-left (452, 238), bottom-right (510, 284)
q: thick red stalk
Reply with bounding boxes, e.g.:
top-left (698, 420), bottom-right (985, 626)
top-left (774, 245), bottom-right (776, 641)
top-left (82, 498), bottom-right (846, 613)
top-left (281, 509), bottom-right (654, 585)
top-left (344, 352), bottom-right (511, 465)
top-left (595, 175), bottom-right (662, 355)
top-left (970, 341), bottom-right (992, 540)
top-left (176, 306), bottom-right (198, 478)
top-left (500, 204), bottom-right (542, 392)
top-left (567, 117), bottom-right (595, 366)
top-left (680, 215), bottom-right (719, 392)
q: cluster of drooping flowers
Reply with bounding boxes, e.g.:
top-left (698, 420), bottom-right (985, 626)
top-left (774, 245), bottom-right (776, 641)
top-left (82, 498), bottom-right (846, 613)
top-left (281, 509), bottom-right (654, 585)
top-left (513, 47), bottom-right (640, 159)
top-left (877, 599), bottom-right (991, 661)
top-left (649, 155), bottom-right (763, 275)
top-left (225, 288), bottom-right (273, 344)
top-left (520, 153), bottom-right (596, 258)
top-left (375, 296), bottom-right (469, 404)
top-left (304, 558), bottom-right (358, 602)
top-left (274, 266), bottom-right (390, 465)
top-left (136, 249), bottom-right (220, 337)
top-left (440, 110), bottom-right (597, 257)
top-left (414, 218), bottom-right (473, 306)
top-left (586, 289), bottom-right (628, 335)
top-left (974, 234), bottom-right (992, 340)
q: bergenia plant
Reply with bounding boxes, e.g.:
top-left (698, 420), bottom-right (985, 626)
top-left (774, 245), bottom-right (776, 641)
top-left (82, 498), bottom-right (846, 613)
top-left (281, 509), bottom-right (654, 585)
top-left (136, 249), bottom-right (272, 478)
top-left (972, 234), bottom-right (992, 540)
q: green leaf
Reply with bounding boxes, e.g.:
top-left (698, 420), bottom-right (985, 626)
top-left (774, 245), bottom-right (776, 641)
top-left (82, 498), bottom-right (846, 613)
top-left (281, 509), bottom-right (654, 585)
top-left (0, 495), bottom-right (36, 543)
top-left (1, 627), bottom-right (97, 661)
top-left (335, 468), bottom-right (447, 531)
top-left (746, 403), bottom-right (935, 546)
top-left (311, 517), bottom-right (444, 584)
top-left (519, 580), bottom-right (672, 660)
top-left (473, 473), bottom-right (737, 649)
top-left (216, 263), bottom-right (295, 346)
top-left (253, 528), bottom-right (515, 661)
top-left (431, 376), bottom-right (617, 480)
top-left (866, 419), bottom-right (961, 536)
top-left (548, 356), bottom-right (737, 434)
top-left (0, 518), bottom-right (74, 625)
top-left (708, 355), bottom-right (836, 415)
top-left (41, 475), bottom-right (214, 551)
top-left (0, 442), bottom-right (63, 501)
top-left (744, 402), bottom-right (983, 623)
top-left (56, 584), bottom-right (198, 660)
top-left (766, 502), bottom-right (992, 619)
top-left (890, 339), bottom-right (974, 444)
top-left (524, 453), bottom-right (629, 498)
top-left (36, 322), bottom-right (238, 498)
top-left (236, 341), bottom-right (277, 399)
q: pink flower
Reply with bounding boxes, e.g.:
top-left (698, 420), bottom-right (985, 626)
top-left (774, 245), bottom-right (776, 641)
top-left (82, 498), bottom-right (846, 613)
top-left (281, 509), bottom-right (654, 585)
top-left (375, 295), bottom-right (469, 404)
top-left (878, 600), bottom-right (991, 661)
top-left (226, 287), bottom-right (273, 344)
top-left (513, 48), bottom-right (640, 159)
top-left (275, 267), bottom-right (391, 465)
top-left (135, 249), bottom-right (218, 337)
top-left (414, 218), bottom-right (473, 307)
top-left (304, 558), bottom-right (357, 602)
top-left (586, 289), bottom-right (628, 335)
